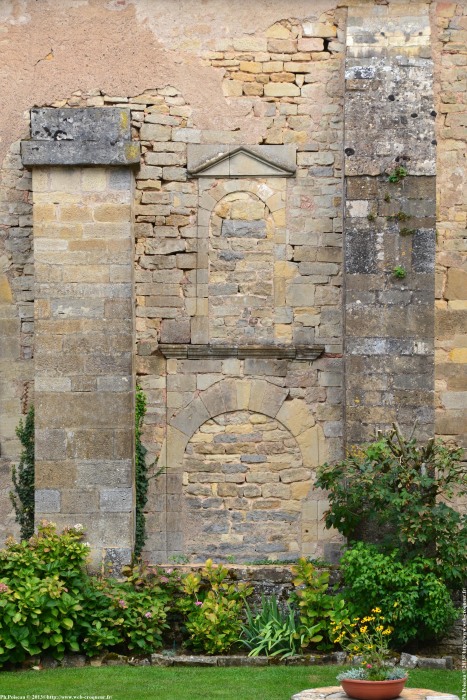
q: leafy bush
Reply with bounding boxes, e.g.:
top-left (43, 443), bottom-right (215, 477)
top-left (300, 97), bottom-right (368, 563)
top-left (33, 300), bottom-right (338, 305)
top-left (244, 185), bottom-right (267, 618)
top-left (339, 542), bottom-right (458, 647)
top-left (290, 558), bottom-right (349, 651)
top-left (0, 523), bottom-right (175, 665)
top-left (0, 522), bottom-right (89, 663)
top-left (177, 559), bottom-right (252, 655)
top-left (240, 595), bottom-right (301, 659)
top-left (10, 406), bottom-right (35, 540)
top-left (315, 425), bottom-right (467, 587)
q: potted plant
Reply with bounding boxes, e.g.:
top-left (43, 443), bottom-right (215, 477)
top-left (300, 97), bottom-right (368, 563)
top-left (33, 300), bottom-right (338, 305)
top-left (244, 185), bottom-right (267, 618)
top-left (332, 607), bottom-right (408, 700)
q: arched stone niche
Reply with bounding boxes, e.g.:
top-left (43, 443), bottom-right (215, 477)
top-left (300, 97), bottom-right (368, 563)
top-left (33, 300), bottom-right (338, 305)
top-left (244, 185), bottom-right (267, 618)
top-left (159, 377), bottom-right (337, 562)
top-left (208, 191), bottom-right (276, 344)
top-left (191, 177), bottom-right (287, 345)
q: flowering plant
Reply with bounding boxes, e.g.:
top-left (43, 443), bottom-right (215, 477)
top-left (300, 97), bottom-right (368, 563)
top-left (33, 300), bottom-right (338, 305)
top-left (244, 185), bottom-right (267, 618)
top-left (333, 607), bottom-right (407, 682)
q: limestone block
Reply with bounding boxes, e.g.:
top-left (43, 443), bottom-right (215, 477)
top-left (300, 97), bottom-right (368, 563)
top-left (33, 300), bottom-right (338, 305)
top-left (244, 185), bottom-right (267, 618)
top-left (286, 280), bottom-right (315, 307)
top-left (100, 488), bottom-right (133, 512)
top-left (60, 488), bottom-right (99, 514)
top-left (200, 382), bottom-right (226, 418)
top-left (0, 275), bottom-right (13, 303)
top-left (291, 481), bottom-right (312, 500)
top-left (267, 39), bottom-right (297, 53)
top-left (236, 381), bottom-right (251, 410)
top-left (265, 23), bottom-right (291, 39)
top-left (248, 380), bottom-right (268, 413)
top-left (160, 319), bottom-right (190, 343)
top-left (244, 359), bottom-right (287, 377)
top-left (445, 268), bottom-right (467, 300)
top-left (261, 483), bottom-right (290, 498)
top-left (264, 83), bottom-right (300, 97)
top-left (23, 141), bottom-right (140, 167)
top-left (220, 379), bottom-right (238, 413)
top-left (298, 38), bottom-right (324, 52)
top-left (170, 397), bottom-right (211, 438)
top-left (140, 124), bottom-right (171, 142)
top-left (279, 468), bottom-right (311, 484)
top-left (276, 399), bottom-right (315, 436)
top-left (246, 471), bottom-right (279, 484)
top-left (217, 483), bottom-right (238, 497)
top-left (260, 382), bottom-right (289, 418)
top-left (35, 461), bottom-right (77, 489)
top-left (296, 426), bottom-right (320, 468)
top-left (191, 317), bottom-right (209, 344)
top-left (303, 21), bottom-right (337, 38)
top-left (35, 489), bottom-right (61, 513)
top-left (35, 429), bottom-right (67, 460)
top-left (76, 460), bottom-right (132, 488)
top-left (230, 200), bottom-right (265, 221)
top-left (221, 219), bottom-right (266, 239)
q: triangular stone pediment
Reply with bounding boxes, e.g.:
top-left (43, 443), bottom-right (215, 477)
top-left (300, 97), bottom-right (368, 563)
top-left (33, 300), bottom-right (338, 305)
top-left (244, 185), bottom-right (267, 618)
top-left (187, 145), bottom-right (296, 178)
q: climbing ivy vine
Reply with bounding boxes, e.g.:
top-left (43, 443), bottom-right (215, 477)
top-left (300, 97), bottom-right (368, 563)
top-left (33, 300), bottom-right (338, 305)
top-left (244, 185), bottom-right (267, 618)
top-left (10, 405), bottom-right (35, 540)
top-left (135, 385), bottom-right (149, 558)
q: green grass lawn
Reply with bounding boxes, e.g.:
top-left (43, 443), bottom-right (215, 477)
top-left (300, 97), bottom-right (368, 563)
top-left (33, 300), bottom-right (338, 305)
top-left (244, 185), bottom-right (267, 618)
top-left (0, 665), bottom-right (462, 699)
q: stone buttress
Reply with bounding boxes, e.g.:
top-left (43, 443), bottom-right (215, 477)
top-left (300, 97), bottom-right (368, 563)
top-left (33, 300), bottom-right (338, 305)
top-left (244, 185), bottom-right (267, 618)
top-left (21, 108), bottom-right (140, 569)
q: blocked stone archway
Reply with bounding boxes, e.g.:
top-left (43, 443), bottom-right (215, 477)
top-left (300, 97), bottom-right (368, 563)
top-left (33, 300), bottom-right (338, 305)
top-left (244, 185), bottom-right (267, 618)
top-left (182, 410), bottom-right (307, 562)
top-left (158, 377), bottom-right (338, 561)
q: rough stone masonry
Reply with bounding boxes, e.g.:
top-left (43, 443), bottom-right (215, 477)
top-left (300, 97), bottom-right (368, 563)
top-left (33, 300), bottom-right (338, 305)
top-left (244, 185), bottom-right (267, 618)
top-left (0, 0), bottom-right (464, 569)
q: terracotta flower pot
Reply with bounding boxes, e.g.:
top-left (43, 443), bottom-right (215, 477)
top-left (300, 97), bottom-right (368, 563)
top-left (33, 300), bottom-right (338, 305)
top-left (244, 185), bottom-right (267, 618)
top-left (341, 676), bottom-right (408, 700)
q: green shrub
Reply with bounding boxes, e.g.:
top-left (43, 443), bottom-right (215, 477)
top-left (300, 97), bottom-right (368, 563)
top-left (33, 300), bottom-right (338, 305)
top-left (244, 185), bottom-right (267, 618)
top-left (339, 542), bottom-right (458, 647)
top-left (290, 558), bottom-right (349, 651)
top-left (315, 425), bottom-right (467, 587)
top-left (0, 522), bottom-right (89, 663)
top-left (10, 406), bottom-right (35, 540)
top-left (0, 523), bottom-right (176, 665)
top-left (74, 577), bottom-right (122, 656)
top-left (240, 595), bottom-right (301, 659)
top-left (177, 559), bottom-right (252, 655)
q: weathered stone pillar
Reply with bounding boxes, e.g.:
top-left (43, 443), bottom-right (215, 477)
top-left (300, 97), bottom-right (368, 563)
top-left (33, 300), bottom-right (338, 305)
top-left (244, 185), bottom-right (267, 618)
top-left (22, 108), bottom-right (140, 569)
top-left (343, 3), bottom-right (436, 444)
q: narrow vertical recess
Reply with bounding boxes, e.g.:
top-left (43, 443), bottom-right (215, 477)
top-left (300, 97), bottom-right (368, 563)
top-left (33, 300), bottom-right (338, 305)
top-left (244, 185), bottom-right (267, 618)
top-left (343, 3), bottom-right (436, 446)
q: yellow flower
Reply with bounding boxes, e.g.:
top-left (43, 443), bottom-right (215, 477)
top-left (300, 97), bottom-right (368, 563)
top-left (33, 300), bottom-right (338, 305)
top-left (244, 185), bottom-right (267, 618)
top-left (376, 625), bottom-right (384, 632)
top-left (353, 617), bottom-right (360, 622)
top-left (372, 607), bottom-right (381, 613)
top-left (359, 626), bottom-right (368, 633)
top-left (393, 602), bottom-right (399, 607)
top-left (382, 629), bottom-right (392, 635)
top-left (353, 645), bottom-right (359, 651)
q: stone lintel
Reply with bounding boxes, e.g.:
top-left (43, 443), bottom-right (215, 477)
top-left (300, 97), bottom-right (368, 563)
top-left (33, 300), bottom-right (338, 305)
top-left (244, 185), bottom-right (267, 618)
top-left (159, 344), bottom-right (324, 360)
top-left (21, 108), bottom-right (140, 167)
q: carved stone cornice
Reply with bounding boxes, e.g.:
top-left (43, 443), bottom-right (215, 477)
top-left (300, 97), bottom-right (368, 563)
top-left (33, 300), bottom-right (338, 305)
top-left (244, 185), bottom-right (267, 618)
top-left (158, 344), bottom-right (324, 360)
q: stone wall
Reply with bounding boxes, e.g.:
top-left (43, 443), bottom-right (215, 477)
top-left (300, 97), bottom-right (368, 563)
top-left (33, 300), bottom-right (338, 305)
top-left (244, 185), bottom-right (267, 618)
top-left (0, 1), bottom-right (465, 566)
top-left (343, 1), bottom-right (436, 444)
top-left (128, 11), bottom-right (347, 562)
top-left (433, 2), bottom-right (467, 485)
top-left (0, 121), bottom-right (34, 542)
